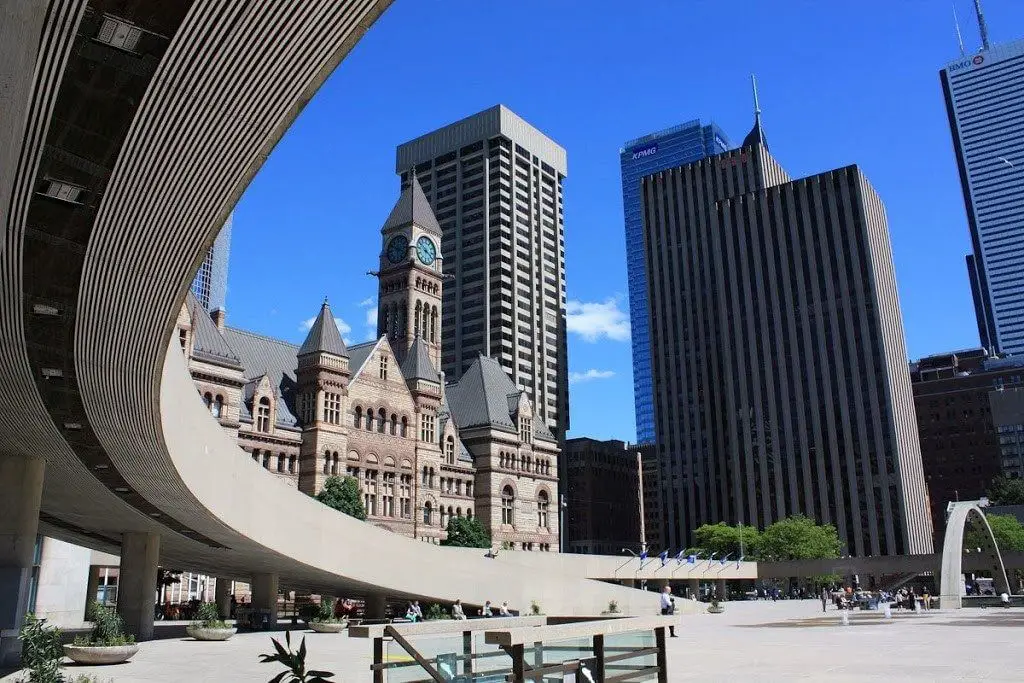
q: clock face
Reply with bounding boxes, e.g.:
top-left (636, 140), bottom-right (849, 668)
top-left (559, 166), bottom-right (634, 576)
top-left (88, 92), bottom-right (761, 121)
top-left (416, 236), bottom-right (437, 266)
top-left (386, 235), bottom-right (409, 264)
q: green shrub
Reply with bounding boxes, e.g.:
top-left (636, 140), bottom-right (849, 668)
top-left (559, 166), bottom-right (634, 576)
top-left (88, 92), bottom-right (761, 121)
top-left (19, 614), bottom-right (64, 683)
top-left (530, 601), bottom-right (542, 616)
top-left (423, 603), bottom-right (449, 621)
top-left (259, 631), bottom-right (334, 682)
top-left (310, 597), bottom-right (337, 624)
top-left (76, 602), bottom-right (135, 646)
top-left (606, 600), bottom-right (619, 614)
top-left (193, 602), bottom-right (229, 629)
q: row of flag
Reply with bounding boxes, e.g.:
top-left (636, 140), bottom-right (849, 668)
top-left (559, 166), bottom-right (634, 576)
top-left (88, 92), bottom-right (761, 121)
top-left (637, 549), bottom-right (745, 568)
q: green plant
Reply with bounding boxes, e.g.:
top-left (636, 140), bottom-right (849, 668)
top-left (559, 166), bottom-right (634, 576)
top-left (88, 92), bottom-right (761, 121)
top-left (77, 602), bottom-right (135, 646)
top-left (312, 597), bottom-right (337, 624)
top-left (19, 614), bottom-right (64, 683)
top-left (315, 476), bottom-right (367, 520)
top-left (440, 516), bottom-right (491, 548)
top-left (68, 676), bottom-right (112, 683)
top-left (193, 602), bottom-right (229, 629)
top-left (423, 603), bottom-right (449, 621)
top-left (606, 600), bottom-right (619, 614)
top-left (530, 601), bottom-right (542, 616)
top-left (259, 631), bottom-right (334, 682)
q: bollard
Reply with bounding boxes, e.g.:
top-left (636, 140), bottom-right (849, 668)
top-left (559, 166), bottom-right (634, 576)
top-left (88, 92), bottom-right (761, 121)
top-left (840, 609), bottom-right (849, 626)
top-left (883, 602), bottom-right (892, 620)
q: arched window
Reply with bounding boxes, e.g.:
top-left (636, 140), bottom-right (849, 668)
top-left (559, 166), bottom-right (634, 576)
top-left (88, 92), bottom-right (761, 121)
top-left (398, 302), bottom-right (406, 337)
top-left (354, 406), bottom-right (362, 428)
top-left (423, 501), bottom-right (432, 525)
top-left (422, 466), bottom-right (429, 487)
top-left (203, 393), bottom-right (212, 409)
top-left (401, 416), bottom-right (408, 437)
top-left (377, 408), bottom-right (386, 433)
top-left (323, 450), bottom-right (330, 475)
top-left (431, 305), bottom-right (438, 343)
top-left (440, 506), bottom-right (448, 528)
top-left (257, 397), bottom-right (271, 432)
top-left (445, 436), bottom-right (455, 464)
top-left (414, 301), bottom-right (422, 337)
top-left (332, 453), bottom-right (339, 476)
top-left (466, 482), bottom-right (473, 497)
top-left (365, 409), bottom-right (373, 430)
top-left (213, 395), bottom-right (223, 419)
top-left (537, 490), bottom-right (550, 529)
top-left (501, 486), bottom-right (515, 526)
top-left (390, 303), bottom-right (400, 338)
top-left (262, 452), bottom-right (271, 469)
top-left (289, 455), bottom-right (297, 474)
top-left (456, 507), bottom-right (462, 518)
top-left (251, 450), bottom-right (259, 462)
top-left (390, 414), bottom-right (397, 435)
top-left (277, 453), bottom-right (285, 473)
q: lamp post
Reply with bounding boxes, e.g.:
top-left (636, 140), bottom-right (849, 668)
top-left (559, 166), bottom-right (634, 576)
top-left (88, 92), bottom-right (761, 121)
top-left (559, 493), bottom-right (567, 553)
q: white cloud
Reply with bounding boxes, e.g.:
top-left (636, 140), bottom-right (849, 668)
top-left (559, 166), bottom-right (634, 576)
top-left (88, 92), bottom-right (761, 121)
top-left (566, 298), bottom-right (630, 342)
top-left (569, 369), bottom-right (616, 385)
top-left (357, 297), bottom-right (375, 308)
top-left (299, 317), bottom-right (315, 332)
top-left (365, 306), bottom-right (378, 327)
top-left (299, 315), bottom-right (351, 343)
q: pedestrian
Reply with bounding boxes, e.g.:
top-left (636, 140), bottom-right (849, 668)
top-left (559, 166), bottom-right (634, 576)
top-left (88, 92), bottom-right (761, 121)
top-left (499, 601), bottom-right (511, 616)
top-left (482, 600), bottom-right (493, 617)
top-left (413, 601), bottom-right (423, 621)
top-left (659, 585), bottom-right (677, 638)
top-left (820, 588), bottom-right (827, 613)
top-left (405, 601), bottom-right (419, 622)
top-left (1001, 591), bottom-right (1010, 608)
top-left (452, 599), bottom-right (467, 620)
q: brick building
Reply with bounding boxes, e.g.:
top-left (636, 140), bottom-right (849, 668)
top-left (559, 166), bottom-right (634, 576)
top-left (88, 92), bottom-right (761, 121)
top-left (175, 177), bottom-right (559, 551)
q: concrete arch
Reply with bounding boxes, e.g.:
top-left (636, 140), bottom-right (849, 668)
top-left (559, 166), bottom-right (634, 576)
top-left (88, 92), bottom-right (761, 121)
top-left (939, 501), bottom-right (1011, 608)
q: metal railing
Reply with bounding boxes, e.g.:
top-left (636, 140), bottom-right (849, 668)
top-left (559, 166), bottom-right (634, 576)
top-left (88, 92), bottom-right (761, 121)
top-left (349, 615), bottom-right (674, 682)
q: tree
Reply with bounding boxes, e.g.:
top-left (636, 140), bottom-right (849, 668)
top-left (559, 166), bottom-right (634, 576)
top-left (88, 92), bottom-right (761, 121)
top-left (755, 515), bottom-right (841, 562)
top-left (315, 476), bottom-right (366, 520)
top-left (987, 477), bottom-right (1024, 505)
top-left (440, 516), bottom-right (491, 548)
top-left (964, 513), bottom-right (1024, 553)
top-left (692, 522), bottom-right (760, 559)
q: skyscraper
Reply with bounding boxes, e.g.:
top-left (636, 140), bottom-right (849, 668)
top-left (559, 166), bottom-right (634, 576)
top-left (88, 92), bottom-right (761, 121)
top-left (191, 217), bottom-right (232, 312)
top-left (940, 4), bottom-right (1024, 355)
top-left (642, 94), bottom-right (933, 555)
top-left (620, 121), bottom-right (731, 444)
top-left (395, 105), bottom-right (569, 443)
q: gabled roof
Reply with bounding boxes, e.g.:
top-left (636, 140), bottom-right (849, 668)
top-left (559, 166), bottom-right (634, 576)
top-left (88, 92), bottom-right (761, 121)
top-left (445, 355), bottom-right (556, 443)
top-left (381, 173), bottom-right (442, 237)
top-left (347, 338), bottom-right (382, 382)
top-left (185, 291), bottom-right (241, 368)
top-left (298, 301), bottom-right (348, 358)
top-left (222, 327), bottom-right (301, 430)
top-left (400, 336), bottom-right (439, 383)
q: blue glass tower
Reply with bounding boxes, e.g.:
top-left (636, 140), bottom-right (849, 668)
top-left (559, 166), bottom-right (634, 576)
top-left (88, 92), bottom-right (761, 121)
top-left (191, 216), bottom-right (232, 311)
top-left (621, 121), bottom-right (730, 443)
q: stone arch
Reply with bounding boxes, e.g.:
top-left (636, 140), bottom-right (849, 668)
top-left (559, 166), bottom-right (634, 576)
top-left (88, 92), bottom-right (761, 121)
top-left (400, 458), bottom-right (413, 470)
top-left (383, 455), bottom-right (396, 468)
top-left (365, 453), bottom-right (379, 465)
top-left (940, 501), bottom-right (1011, 609)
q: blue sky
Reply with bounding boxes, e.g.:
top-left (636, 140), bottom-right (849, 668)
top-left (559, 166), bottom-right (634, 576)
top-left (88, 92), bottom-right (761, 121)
top-left (225, 0), bottom-right (1024, 443)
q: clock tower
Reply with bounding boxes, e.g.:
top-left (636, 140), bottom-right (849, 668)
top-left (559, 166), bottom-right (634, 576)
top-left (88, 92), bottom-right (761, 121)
top-left (377, 171), bottom-right (444, 369)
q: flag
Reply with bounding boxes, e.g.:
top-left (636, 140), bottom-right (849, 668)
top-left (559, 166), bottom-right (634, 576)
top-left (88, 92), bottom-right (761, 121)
top-left (674, 550), bottom-right (685, 564)
top-left (687, 555), bottom-right (697, 564)
top-left (720, 557), bottom-right (727, 565)
top-left (659, 551), bottom-right (668, 567)
top-left (639, 549), bottom-right (648, 563)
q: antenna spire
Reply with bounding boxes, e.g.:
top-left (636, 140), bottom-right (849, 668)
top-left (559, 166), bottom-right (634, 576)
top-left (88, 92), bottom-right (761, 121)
top-left (974, 0), bottom-right (991, 51)
top-left (751, 73), bottom-right (761, 117)
top-left (954, 3), bottom-right (965, 57)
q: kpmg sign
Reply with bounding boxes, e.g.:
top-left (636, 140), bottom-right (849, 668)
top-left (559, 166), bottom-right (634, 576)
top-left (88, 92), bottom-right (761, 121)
top-left (630, 143), bottom-right (658, 160)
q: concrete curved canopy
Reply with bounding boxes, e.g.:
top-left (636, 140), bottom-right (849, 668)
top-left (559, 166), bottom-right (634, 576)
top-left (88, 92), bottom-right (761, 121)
top-left (939, 502), bottom-right (1010, 609)
top-left (0, 0), bottom-right (657, 634)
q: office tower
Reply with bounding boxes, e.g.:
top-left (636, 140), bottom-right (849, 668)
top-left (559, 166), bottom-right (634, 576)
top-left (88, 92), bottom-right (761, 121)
top-left (191, 216), bottom-right (232, 312)
top-left (395, 105), bottom-right (569, 443)
top-left (620, 121), bottom-right (731, 444)
top-left (940, 3), bottom-right (1024, 354)
top-left (642, 91), bottom-right (933, 555)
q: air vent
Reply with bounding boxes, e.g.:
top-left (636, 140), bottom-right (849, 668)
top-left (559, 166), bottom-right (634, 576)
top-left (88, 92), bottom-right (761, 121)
top-left (114, 487), bottom-right (130, 493)
top-left (149, 512), bottom-right (162, 518)
top-left (97, 16), bottom-right (142, 52)
top-left (41, 180), bottom-right (84, 203)
top-left (63, 422), bottom-right (82, 430)
top-left (32, 303), bottom-right (60, 316)
top-left (41, 367), bottom-right (63, 379)
top-left (94, 464), bottom-right (109, 470)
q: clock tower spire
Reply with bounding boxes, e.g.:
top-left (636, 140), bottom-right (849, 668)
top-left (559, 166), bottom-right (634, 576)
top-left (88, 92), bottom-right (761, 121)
top-left (376, 169), bottom-right (444, 368)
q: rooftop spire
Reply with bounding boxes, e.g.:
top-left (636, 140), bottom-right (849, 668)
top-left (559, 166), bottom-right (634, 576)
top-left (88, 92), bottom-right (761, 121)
top-left (954, 3), bottom-right (965, 57)
top-left (298, 300), bottom-right (348, 357)
top-left (752, 73), bottom-right (761, 118)
top-left (974, 0), bottom-right (990, 51)
top-left (741, 74), bottom-right (768, 151)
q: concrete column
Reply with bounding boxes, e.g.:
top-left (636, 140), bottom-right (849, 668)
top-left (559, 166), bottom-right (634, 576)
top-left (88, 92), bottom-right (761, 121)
top-left (715, 579), bottom-right (727, 601)
top-left (215, 577), bottom-right (232, 619)
top-left (622, 579), bottom-right (637, 588)
top-left (365, 593), bottom-right (387, 619)
top-left (117, 532), bottom-right (160, 641)
top-left (85, 565), bottom-right (101, 616)
top-left (687, 578), bottom-right (699, 599)
top-left (0, 455), bottom-right (44, 666)
top-left (252, 573), bottom-right (279, 625)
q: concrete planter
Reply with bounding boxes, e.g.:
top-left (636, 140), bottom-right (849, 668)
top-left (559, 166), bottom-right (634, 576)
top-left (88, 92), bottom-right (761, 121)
top-left (186, 625), bottom-right (237, 641)
top-left (63, 643), bottom-right (139, 665)
top-left (308, 621), bottom-right (347, 633)
top-left (707, 604), bottom-right (725, 614)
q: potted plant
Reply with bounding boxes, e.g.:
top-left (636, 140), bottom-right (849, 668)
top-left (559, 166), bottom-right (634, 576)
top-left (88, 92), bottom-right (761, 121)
top-left (601, 600), bottom-right (621, 616)
top-left (307, 597), bottom-right (346, 633)
top-left (707, 598), bottom-right (724, 614)
top-left (186, 602), bottom-right (237, 641)
top-left (64, 602), bottom-right (138, 665)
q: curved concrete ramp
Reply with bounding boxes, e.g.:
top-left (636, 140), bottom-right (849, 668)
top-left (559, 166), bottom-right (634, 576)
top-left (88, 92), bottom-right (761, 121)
top-left (939, 502), bottom-right (1010, 609)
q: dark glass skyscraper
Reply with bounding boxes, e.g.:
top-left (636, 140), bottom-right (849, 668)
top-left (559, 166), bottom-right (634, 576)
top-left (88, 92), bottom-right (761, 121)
top-left (620, 121), bottom-right (730, 443)
top-left (191, 217), bottom-right (232, 312)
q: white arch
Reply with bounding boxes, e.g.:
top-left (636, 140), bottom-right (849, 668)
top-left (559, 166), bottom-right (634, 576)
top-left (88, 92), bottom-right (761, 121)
top-left (939, 501), bottom-right (1011, 609)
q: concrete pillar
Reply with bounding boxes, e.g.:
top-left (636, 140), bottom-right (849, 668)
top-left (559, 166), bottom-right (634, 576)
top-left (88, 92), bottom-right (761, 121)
top-left (715, 579), bottom-right (727, 601)
top-left (215, 577), bottom-right (232, 619)
top-left (688, 578), bottom-right (699, 599)
top-left (0, 456), bottom-right (44, 666)
top-left (117, 532), bottom-right (160, 641)
top-left (622, 579), bottom-right (637, 588)
top-left (85, 565), bottom-right (101, 616)
top-left (252, 573), bottom-right (279, 626)
top-left (365, 593), bottom-right (387, 619)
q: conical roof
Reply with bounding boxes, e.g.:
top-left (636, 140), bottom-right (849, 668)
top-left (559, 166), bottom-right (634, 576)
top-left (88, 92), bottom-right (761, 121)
top-left (400, 335), bottom-right (438, 382)
top-left (742, 113), bottom-right (768, 150)
top-left (381, 173), bottom-right (442, 237)
top-left (298, 301), bottom-right (348, 357)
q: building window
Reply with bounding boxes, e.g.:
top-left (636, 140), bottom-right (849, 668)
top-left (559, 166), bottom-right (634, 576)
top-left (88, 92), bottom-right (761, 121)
top-left (262, 452), bottom-right (271, 469)
top-left (380, 355), bottom-right (389, 380)
top-left (256, 397), bottom-right (271, 432)
top-left (519, 416), bottom-right (532, 444)
top-left (501, 486), bottom-right (515, 526)
top-left (440, 506), bottom-right (448, 528)
top-left (365, 409), bottom-right (374, 431)
top-left (289, 455), bottom-right (297, 474)
top-left (537, 490), bottom-right (549, 529)
top-left (420, 414), bottom-right (436, 443)
top-left (401, 416), bottom-right (408, 437)
top-left (423, 502), bottom-right (433, 525)
top-left (212, 395), bottom-right (223, 419)
top-left (179, 329), bottom-right (188, 350)
top-left (378, 408), bottom-right (386, 433)
top-left (390, 414), bottom-right (397, 436)
top-left (445, 436), bottom-right (455, 464)
top-left (277, 453), bottom-right (285, 473)
top-left (203, 393), bottom-right (212, 410)
top-left (354, 406), bottom-right (362, 428)
top-left (323, 392), bottom-right (341, 424)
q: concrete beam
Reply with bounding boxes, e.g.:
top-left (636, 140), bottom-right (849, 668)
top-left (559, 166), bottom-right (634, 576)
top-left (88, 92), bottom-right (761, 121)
top-left (0, 455), bottom-right (44, 666)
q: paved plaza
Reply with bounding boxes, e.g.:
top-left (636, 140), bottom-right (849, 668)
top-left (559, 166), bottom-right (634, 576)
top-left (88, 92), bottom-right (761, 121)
top-left (3, 601), bottom-right (1021, 682)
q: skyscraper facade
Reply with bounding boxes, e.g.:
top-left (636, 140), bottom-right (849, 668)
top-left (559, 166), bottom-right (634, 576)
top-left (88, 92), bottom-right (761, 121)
top-left (642, 114), bottom-right (933, 556)
top-left (621, 121), bottom-right (731, 444)
top-left (395, 105), bottom-right (569, 442)
top-left (191, 216), bottom-right (232, 312)
top-left (941, 37), bottom-right (1024, 355)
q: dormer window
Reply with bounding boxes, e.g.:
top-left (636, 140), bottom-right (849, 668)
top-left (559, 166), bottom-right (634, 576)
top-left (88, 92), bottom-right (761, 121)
top-left (256, 397), bottom-right (271, 432)
top-left (519, 416), bottom-right (532, 444)
top-left (445, 436), bottom-right (455, 464)
top-left (380, 355), bottom-right (389, 380)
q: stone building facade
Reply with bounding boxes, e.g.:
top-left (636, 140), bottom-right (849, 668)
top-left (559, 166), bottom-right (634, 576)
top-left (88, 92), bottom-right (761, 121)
top-left (174, 177), bottom-right (559, 551)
